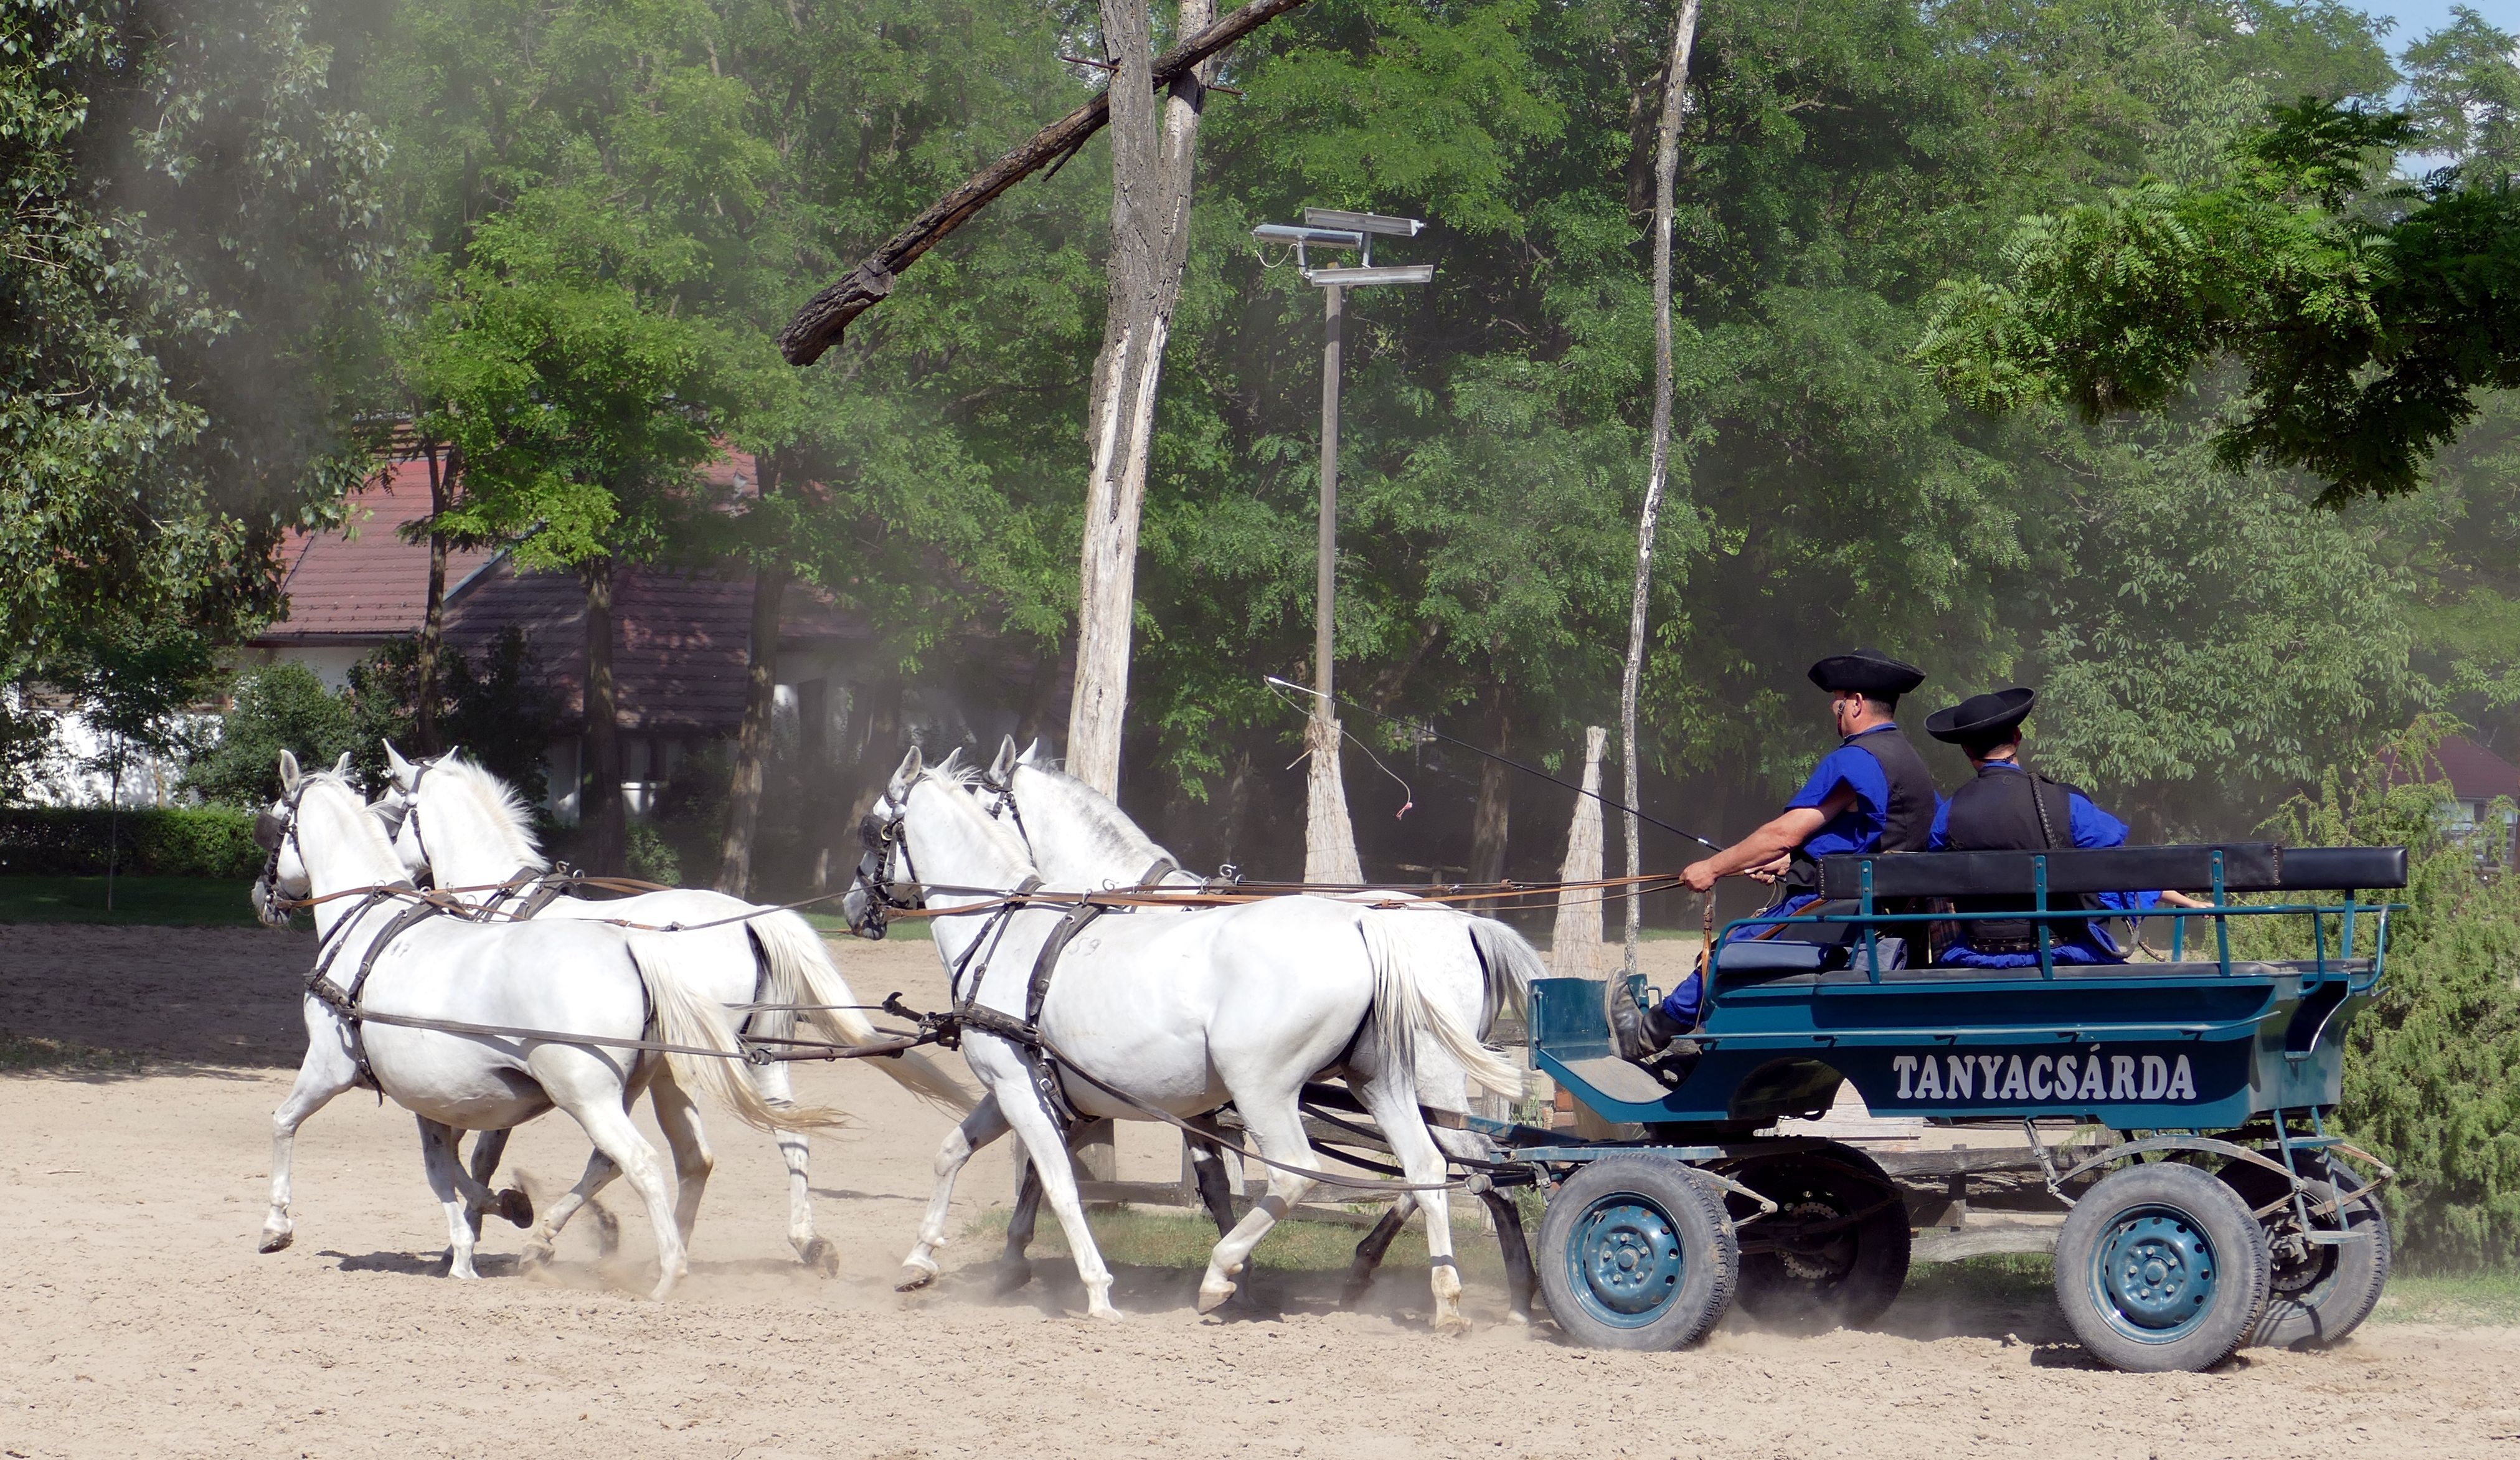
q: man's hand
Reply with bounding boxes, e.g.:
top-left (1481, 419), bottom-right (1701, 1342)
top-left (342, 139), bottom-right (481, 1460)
top-left (1682, 858), bottom-right (1721, 893)
top-left (1745, 853), bottom-right (1792, 884)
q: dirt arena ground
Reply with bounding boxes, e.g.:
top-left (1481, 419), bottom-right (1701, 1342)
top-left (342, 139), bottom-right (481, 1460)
top-left (4, 923), bottom-right (2518, 1459)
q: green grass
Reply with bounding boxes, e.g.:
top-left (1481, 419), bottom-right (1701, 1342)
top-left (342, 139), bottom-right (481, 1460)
top-left (1898, 1253), bottom-right (2057, 1309)
top-left (803, 909), bottom-right (930, 939)
top-left (0, 1030), bottom-right (146, 1073)
top-left (2372, 1272), bottom-right (2520, 1326)
top-left (0, 875), bottom-right (263, 927)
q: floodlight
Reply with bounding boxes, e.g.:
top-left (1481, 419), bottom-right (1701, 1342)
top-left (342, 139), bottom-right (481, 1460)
top-left (1303, 208), bottom-right (1424, 239)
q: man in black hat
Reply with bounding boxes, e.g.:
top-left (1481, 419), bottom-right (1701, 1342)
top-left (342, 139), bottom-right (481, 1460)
top-left (1612, 648), bottom-right (1941, 1061)
top-left (1924, 686), bottom-right (2204, 966)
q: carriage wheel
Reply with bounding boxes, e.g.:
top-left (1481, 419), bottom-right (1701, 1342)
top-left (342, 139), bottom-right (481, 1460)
top-left (1726, 1147), bottom-right (1912, 1332)
top-left (2055, 1162), bottom-right (2269, 1372)
top-left (2219, 1154), bottom-right (2391, 1350)
top-left (1537, 1155), bottom-right (1737, 1350)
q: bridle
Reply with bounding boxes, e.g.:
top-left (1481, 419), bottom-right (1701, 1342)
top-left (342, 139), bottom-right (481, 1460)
top-left (251, 779), bottom-right (316, 929)
top-left (849, 799), bottom-right (926, 939)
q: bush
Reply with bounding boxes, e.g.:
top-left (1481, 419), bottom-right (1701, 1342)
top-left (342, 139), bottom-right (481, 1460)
top-left (0, 806), bottom-right (263, 876)
top-left (2251, 719), bottom-right (2520, 1272)
top-left (625, 820), bottom-right (681, 884)
top-left (183, 662), bottom-right (361, 807)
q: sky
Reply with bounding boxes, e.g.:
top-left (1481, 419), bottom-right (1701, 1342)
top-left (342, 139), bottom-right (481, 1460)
top-left (2356, 0), bottom-right (2518, 54)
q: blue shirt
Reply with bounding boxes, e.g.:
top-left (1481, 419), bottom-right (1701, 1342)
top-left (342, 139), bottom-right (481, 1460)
top-left (1927, 762), bottom-right (2159, 966)
top-left (1788, 724), bottom-right (1925, 860)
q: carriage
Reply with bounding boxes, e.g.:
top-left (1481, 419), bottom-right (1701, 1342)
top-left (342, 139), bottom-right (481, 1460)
top-left (1478, 841), bottom-right (2404, 1372)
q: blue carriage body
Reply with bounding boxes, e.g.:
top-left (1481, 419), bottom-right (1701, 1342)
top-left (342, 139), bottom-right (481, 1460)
top-left (1529, 843), bottom-right (2400, 1136)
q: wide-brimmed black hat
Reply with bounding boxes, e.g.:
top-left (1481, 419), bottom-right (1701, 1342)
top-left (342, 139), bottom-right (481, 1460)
top-left (1926, 686), bottom-right (2036, 745)
top-left (1807, 648), bottom-right (1925, 697)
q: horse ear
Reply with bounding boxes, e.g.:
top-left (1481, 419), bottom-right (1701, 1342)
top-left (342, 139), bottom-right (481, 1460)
top-left (384, 741), bottom-right (414, 787)
top-left (888, 745), bottom-right (923, 801)
top-left (278, 748), bottom-right (303, 792)
top-left (1020, 737), bottom-right (1046, 766)
top-left (937, 746), bottom-right (965, 774)
top-left (991, 736), bottom-right (1020, 783)
top-left (332, 752), bottom-right (354, 779)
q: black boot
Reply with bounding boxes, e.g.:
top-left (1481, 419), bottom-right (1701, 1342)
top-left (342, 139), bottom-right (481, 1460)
top-left (1610, 989), bottom-right (1689, 1062)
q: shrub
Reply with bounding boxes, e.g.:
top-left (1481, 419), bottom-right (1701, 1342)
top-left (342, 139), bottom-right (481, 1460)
top-left (0, 806), bottom-right (263, 876)
top-left (183, 662), bottom-right (361, 807)
top-left (2253, 719), bottom-right (2520, 1272)
top-left (625, 820), bottom-right (680, 884)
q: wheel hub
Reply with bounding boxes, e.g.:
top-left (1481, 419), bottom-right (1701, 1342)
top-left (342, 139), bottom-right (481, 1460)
top-left (1570, 1197), bottom-right (1686, 1327)
top-left (2093, 1208), bottom-right (2219, 1341)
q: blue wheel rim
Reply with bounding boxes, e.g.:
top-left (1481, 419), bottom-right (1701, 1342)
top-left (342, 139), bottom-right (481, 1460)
top-left (2089, 1203), bottom-right (2220, 1344)
top-left (1566, 1192), bottom-right (1687, 1330)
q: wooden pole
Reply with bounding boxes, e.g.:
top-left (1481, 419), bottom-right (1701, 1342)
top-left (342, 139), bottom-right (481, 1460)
top-left (1303, 282), bottom-right (1362, 884)
top-left (1552, 726), bottom-right (1609, 975)
top-left (1620, 0), bottom-right (1701, 982)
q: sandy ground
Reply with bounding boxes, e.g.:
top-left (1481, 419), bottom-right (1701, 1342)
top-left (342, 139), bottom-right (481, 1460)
top-left (4, 924), bottom-right (2519, 1458)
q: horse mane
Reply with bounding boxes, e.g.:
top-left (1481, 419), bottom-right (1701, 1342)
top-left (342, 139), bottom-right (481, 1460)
top-left (433, 756), bottom-right (549, 871)
top-left (304, 771), bottom-right (406, 869)
top-left (1016, 759), bottom-right (1171, 863)
top-left (917, 764), bottom-right (1036, 866)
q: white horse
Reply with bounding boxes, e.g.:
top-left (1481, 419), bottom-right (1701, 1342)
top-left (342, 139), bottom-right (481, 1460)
top-left (960, 736), bottom-right (1542, 1319)
top-left (843, 748), bottom-right (1522, 1329)
top-left (372, 743), bottom-right (973, 1270)
top-left (253, 751), bottom-right (814, 1299)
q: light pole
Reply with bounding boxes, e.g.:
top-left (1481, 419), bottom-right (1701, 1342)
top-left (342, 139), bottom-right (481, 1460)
top-left (1252, 207), bottom-right (1432, 883)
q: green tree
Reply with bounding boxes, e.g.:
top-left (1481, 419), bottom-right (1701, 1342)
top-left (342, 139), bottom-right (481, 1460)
top-left (183, 661), bottom-right (359, 808)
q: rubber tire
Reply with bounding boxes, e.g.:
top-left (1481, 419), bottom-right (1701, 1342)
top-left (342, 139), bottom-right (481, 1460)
top-left (2220, 1155), bottom-right (2391, 1349)
top-left (2055, 1162), bottom-right (2270, 1373)
top-left (1537, 1156), bottom-right (1739, 1350)
top-left (1728, 1149), bottom-right (1913, 1333)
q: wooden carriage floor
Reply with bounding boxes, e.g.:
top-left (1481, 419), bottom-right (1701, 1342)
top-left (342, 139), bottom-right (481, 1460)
top-left (2, 924), bottom-right (2515, 1458)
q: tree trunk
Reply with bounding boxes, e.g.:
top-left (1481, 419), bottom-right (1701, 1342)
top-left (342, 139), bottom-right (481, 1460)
top-left (1301, 714), bottom-right (1364, 884)
top-left (1470, 678), bottom-right (1513, 888)
top-left (413, 442), bottom-right (455, 754)
top-left (581, 554), bottom-right (626, 876)
top-left (717, 455), bottom-right (786, 898)
top-left (1620, 0), bottom-right (1700, 981)
top-left (1065, 0), bottom-right (1217, 797)
top-left (1551, 726), bottom-right (1608, 975)
top-left (846, 666), bottom-right (907, 828)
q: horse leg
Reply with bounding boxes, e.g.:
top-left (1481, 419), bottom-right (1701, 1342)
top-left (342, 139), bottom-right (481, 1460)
top-left (1187, 1138), bottom-right (1238, 1236)
top-left (261, 1017), bottom-right (360, 1253)
top-left (458, 1127), bottom-right (532, 1237)
top-left (1354, 1076), bottom-right (1470, 1334)
top-left (987, 1074), bottom-right (1121, 1321)
top-left (747, 1058), bottom-right (826, 1271)
top-left (1000, 1145), bottom-right (1045, 1292)
top-left (417, 1117), bottom-right (483, 1279)
top-left (533, 1048), bottom-right (684, 1300)
top-left (519, 1147), bottom-right (620, 1269)
top-left (900, 1091), bottom-right (1011, 1291)
top-left (1197, 1091), bottom-right (1324, 1315)
top-left (647, 1071), bottom-right (715, 1249)
top-left (1342, 1203), bottom-right (1410, 1307)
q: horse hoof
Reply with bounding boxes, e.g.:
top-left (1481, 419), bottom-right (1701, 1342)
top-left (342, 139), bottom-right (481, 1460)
top-left (1506, 1309), bottom-right (1532, 1327)
top-left (1087, 1305), bottom-right (1126, 1324)
top-left (1433, 1313), bottom-right (1473, 1337)
top-left (499, 1187), bottom-right (534, 1228)
top-left (895, 1261), bottom-right (938, 1292)
top-left (517, 1242), bottom-right (554, 1271)
top-left (800, 1236), bottom-right (838, 1275)
top-left (1196, 1282), bottom-right (1237, 1314)
top-left (258, 1230), bottom-right (293, 1254)
top-left (994, 1260), bottom-right (1034, 1294)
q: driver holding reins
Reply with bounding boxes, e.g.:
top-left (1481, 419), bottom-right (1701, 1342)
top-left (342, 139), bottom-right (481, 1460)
top-left (1612, 648), bottom-right (1940, 1063)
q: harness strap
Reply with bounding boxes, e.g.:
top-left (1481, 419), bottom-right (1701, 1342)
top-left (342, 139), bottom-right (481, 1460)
top-left (1019, 898), bottom-right (1107, 1126)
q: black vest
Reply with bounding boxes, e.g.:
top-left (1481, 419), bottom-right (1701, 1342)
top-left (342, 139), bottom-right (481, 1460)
top-left (1940, 762), bottom-right (2093, 951)
top-left (1851, 726), bottom-right (1940, 853)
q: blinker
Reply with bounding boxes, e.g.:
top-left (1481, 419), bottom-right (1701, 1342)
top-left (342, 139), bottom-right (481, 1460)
top-left (253, 811), bottom-right (286, 851)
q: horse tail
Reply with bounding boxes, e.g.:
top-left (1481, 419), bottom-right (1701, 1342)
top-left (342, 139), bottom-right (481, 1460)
top-left (625, 929), bottom-right (846, 1133)
top-left (1462, 916), bottom-right (1539, 1039)
top-left (1359, 914), bottom-right (1524, 1101)
top-left (748, 912), bottom-right (975, 1117)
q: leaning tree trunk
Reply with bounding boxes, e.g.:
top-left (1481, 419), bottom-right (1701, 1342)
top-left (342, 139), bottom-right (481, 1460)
top-left (1551, 726), bottom-right (1609, 976)
top-left (1620, 0), bottom-right (1701, 981)
top-left (1469, 675), bottom-right (1513, 889)
top-left (413, 441), bottom-right (456, 754)
top-left (581, 554), bottom-right (627, 877)
top-left (1065, 0), bottom-right (1217, 797)
top-left (717, 454), bottom-right (786, 898)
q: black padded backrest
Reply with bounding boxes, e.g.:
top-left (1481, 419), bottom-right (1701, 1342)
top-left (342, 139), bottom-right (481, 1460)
top-left (1813, 843), bottom-right (2412, 899)
top-left (2272, 845), bottom-right (2408, 890)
